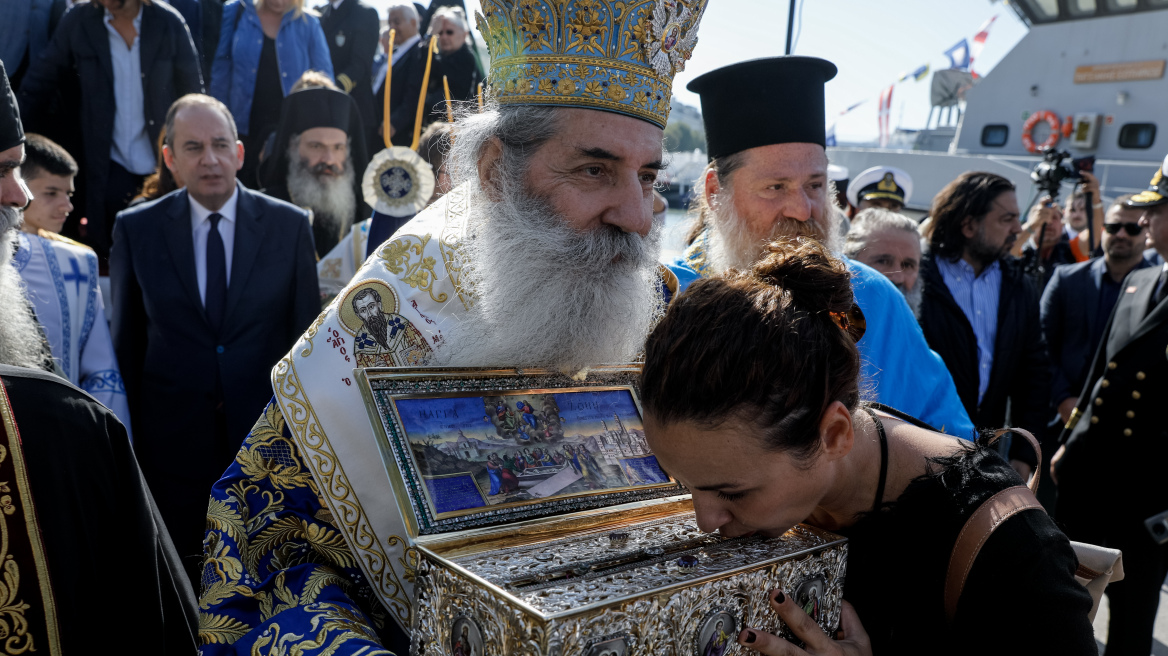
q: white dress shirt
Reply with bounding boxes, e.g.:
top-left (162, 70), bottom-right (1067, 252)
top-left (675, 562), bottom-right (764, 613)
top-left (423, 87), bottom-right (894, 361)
top-left (190, 189), bottom-right (239, 306)
top-left (104, 5), bottom-right (156, 175)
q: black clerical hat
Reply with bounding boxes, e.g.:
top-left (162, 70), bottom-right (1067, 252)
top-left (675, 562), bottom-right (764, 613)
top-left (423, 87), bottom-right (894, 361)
top-left (0, 61), bottom-right (23, 153)
top-left (687, 56), bottom-right (837, 160)
top-left (258, 86), bottom-right (369, 194)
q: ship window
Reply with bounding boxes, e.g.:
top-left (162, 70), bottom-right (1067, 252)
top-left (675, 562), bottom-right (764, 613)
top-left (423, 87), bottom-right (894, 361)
top-left (1068, 0), bottom-right (1097, 15)
top-left (1019, 0), bottom-right (1059, 20)
top-left (1105, 0), bottom-right (1137, 10)
top-left (981, 124), bottom-right (1009, 147)
top-left (1118, 123), bottom-right (1156, 149)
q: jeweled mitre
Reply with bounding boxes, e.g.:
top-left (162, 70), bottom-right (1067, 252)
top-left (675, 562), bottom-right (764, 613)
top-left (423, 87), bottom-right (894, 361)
top-left (476, 0), bottom-right (708, 128)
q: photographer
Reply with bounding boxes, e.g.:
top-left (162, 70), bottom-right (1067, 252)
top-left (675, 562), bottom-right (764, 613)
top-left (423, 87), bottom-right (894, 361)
top-left (1017, 194), bottom-right (1077, 287)
top-left (1064, 171), bottom-right (1106, 262)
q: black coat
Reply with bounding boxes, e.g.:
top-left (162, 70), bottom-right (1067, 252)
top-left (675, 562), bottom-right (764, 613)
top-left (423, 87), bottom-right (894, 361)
top-left (918, 254), bottom-right (1052, 445)
top-left (1056, 264), bottom-right (1168, 527)
top-left (109, 184), bottom-right (320, 574)
top-left (376, 36), bottom-right (427, 142)
top-left (0, 365), bottom-right (198, 654)
top-left (1040, 256), bottom-right (1154, 408)
top-left (317, 0), bottom-right (380, 153)
top-left (422, 43), bottom-right (481, 126)
top-left (840, 439), bottom-right (1095, 654)
top-left (16, 1), bottom-right (203, 259)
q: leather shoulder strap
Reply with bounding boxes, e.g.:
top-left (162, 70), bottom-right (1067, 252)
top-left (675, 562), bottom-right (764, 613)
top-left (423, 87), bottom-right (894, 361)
top-left (986, 427), bottom-right (1041, 494)
top-left (944, 485), bottom-right (1043, 623)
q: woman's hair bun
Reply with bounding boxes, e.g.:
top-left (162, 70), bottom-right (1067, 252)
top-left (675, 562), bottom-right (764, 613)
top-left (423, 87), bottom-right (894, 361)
top-left (748, 238), bottom-right (854, 314)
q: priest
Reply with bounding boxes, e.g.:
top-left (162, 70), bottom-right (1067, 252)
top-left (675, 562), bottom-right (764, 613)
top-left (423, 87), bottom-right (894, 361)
top-left (199, 0), bottom-right (707, 651)
top-left (0, 61), bottom-right (197, 653)
top-left (674, 57), bottom-right (974, 439)
top-left (258, 86), bottom-right (371, 257)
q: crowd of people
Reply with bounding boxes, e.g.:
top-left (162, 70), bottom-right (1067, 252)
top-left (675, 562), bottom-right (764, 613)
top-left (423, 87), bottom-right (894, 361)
top-left (0, 0), bottom-right (1165, 654)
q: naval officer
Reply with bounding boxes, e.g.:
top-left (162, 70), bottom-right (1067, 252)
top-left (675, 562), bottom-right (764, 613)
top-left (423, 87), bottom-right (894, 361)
top-left (1053, 155), bottom-right (1168, 656)
top-left (846, 165), bottom-right (913, 216)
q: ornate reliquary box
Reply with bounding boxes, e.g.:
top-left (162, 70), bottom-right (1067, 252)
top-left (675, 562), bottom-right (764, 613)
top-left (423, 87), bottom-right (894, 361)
top-left (358, 365), bottom-right (848, 656)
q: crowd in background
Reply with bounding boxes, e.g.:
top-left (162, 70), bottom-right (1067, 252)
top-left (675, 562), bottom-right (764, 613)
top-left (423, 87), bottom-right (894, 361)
top-left (3, 1), bottom-right (1168, 651)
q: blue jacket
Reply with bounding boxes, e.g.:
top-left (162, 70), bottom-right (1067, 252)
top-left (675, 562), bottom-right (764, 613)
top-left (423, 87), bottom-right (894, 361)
top-left (670, 234), bottom-right (975, 439)
top-left (210, 0), bottom-right (333, 136)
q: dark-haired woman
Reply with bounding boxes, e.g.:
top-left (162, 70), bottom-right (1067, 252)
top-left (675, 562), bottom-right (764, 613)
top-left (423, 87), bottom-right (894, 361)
top-left (640, 239), bottom-right (1096, 655)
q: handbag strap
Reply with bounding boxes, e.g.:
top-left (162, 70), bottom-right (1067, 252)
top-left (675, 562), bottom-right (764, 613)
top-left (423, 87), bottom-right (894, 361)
top-left (985, 427), bottom-right (1042, 494)
top-left (944, 485), bottom-right (1044, 623)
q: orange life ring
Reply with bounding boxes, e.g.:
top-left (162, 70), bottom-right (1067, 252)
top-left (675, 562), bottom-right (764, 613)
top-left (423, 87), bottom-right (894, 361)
top-left (1021, 110), bottom-right (1062, 153)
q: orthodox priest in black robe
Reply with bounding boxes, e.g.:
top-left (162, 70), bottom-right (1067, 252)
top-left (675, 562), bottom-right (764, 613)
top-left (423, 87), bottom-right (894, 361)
top-left (0, 61), bottom-right (198, 653)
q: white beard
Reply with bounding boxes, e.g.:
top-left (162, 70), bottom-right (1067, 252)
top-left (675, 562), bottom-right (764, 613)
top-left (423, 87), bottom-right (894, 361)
top-left (706, 191), bottom-right (843, 275)
top-left (433, 182), bottom-right (665, 373)
top-left (0, 208), bottom-right (49, 369)
top-left (902, 277), bottom-right (922, 319)
top-left (287, 154), bottom-right (357, 243)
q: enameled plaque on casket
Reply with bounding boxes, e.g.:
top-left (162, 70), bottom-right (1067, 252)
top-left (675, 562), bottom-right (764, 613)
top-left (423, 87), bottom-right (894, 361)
top-left (357, 365), bottom-right (848, 656)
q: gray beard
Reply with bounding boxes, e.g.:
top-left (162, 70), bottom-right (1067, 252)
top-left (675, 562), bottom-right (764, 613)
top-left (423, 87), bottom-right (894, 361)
top-left (287, 155), bottom-right (357, 243)
top-left (0, 209), bottom-right (50, 369)
top-left (433, 181), bottom-right (665, 373)
top-left (705, 191), bottom-right (843, 275)
top-left (902, 278), bottom-right (922, 319)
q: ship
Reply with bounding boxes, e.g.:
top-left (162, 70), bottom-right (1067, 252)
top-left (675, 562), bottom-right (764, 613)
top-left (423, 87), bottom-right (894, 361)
top-left (827, 1), bottom-right (1168, 214)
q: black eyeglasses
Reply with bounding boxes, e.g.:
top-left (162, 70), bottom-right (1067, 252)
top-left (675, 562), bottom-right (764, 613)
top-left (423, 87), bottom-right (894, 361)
top-left (439, 29), bottom-right (456, 35)
top-left (1103, 222), bottom-right (1144, 236)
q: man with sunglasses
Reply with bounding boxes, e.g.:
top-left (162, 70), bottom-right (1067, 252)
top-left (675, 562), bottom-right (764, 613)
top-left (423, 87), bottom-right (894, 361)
top-left (1039, 195), bottom-right (1152, 507)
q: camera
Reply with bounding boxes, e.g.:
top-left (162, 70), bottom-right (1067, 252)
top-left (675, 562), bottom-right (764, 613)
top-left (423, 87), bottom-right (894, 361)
top-left (1030, 149), bottom-right (1095, 201)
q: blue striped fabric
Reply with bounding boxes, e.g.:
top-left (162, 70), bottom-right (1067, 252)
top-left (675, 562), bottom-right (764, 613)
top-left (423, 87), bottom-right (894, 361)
top-left (936, 256), bottom-right (1002, 404)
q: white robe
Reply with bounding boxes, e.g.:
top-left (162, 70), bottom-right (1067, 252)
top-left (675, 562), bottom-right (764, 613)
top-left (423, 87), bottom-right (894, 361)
top-left (12, 231), bottom-right (132, 437)
top-left (316, 218), bottom-right (371, 306)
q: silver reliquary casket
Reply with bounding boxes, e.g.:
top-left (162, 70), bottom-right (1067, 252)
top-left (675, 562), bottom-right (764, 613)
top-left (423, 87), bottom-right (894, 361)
top-left (357, 365), bottom-right (848, 656)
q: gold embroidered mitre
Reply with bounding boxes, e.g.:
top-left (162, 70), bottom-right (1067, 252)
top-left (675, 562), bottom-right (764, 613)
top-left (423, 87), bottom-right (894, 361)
top-left (476, 0), bottom-right (708, 128)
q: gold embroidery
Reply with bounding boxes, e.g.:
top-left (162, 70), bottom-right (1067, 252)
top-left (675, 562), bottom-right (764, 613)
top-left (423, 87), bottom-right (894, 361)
top-left (0, 558), bottom-right (32, 654)
top-left (567, 0), bottom-right (609, 55)
top-left (249, 604), bottom-right (393, 656)
top-left (0, 378), bottom-right (61, 655)
top-left (197, 613), bottom-right (252, 645)
top-left (272, 359), bottom-right (413, 626)
top-left (299, 307), bottom-right (333, 358)
top-left (379, 235), bottom-right (450, 304)
top-left (248, 517), bottom-right (357, 575)
top-left (439, 188), bottom-right (475, 311)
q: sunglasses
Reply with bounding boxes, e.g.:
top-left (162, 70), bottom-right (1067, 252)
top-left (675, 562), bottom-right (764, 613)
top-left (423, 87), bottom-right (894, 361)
top-left (439, 30), bottom-right (456, 35)
top-left (1103, 222), bottom-right (1144, 236)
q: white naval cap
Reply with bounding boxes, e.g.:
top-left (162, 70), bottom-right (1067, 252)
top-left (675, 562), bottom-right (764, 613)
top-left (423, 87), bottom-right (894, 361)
top-left (846, 165), bottom-right (913, 208)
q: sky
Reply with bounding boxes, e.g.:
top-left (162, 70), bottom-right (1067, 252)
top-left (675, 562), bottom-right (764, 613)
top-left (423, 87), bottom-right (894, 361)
top-left (364, 0), bottom-right (1029, 143)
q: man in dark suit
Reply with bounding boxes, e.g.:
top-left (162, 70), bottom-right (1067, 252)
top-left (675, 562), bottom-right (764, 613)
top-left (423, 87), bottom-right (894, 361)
top-left (317, 0), bottom-right (380, 155)
top-left (919, 172), bottom-right (1051, 478)
top-left (16, 0), bottom-right (203, 265)
top-left (1053, 161), bottom-right (1168, 656)
top-left (110, 94), bottom-right (319, 582)
top-left (373, 2), bottom-right (425, 145)
top-left (1041, 195), bottom-right (1153, 427)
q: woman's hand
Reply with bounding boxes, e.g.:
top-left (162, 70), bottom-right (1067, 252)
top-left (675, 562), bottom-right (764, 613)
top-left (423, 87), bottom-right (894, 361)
top-left (738, 590), bottom-right (872, 656)
top-left (1079, 171), bottom-right (1102, 202)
